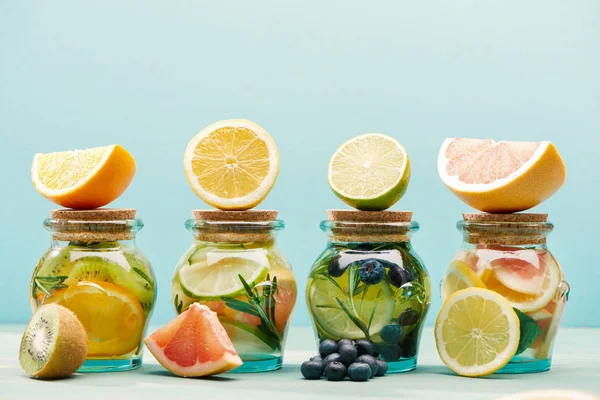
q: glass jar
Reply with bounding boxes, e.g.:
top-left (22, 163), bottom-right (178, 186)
top-left (441, 213), bottom-right (569, 374)
top-left (306, 210), bottom-right (431, 373)
top-left (171, 210), bottom-right (297, 373)
top-left (30, 209), bottom-right (156, 372)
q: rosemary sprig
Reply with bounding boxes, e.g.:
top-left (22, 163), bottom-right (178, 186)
top-left (32, 275), bottom-right (69, 299)
top-left (221, 274), bottom-right (282, 351)
top-left (367, 288), bottom-right (382, 331)
top-left (132, 267), bottom-right (154, 287)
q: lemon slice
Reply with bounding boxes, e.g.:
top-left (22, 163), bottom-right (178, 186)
top-left (441, 260), bottom-right (487, 301)
top-left (179, 257), bottom-right (269, 300)
top-left (328, 133), bottom-right (410, 211)
top-left (435, 288), bottom-right (520, 377)
top-left (486, 257), bottom-right (560, 313)
top-left (183, 119), bottom-right (279, 210)
top-left (307, 276), bottom-right (394, 340)
top-left (495, 390), bottom-right (599, 400)
top-left (438, 138), bottom-right (566, 213)
top-left (32, 144), bottom-right (136, 209)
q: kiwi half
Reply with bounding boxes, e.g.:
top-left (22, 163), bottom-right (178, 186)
top-left (19, 304), bottom-right (87, 379)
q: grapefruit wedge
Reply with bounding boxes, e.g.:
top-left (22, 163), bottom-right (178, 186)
top-left (438, 138), bottom-right (566, 213)
top-left (144, 303), bottom-right (242, 377)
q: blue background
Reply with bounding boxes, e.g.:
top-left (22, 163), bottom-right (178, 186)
top-left (1, 1), bottom-right (599, 327)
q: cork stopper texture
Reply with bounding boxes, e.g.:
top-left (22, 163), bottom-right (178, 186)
top-left (191, 209), bottom-right (279, 243)
top-left (326, 209), bottom-right (414, 243)
top-left (462, 212), bottom-right (551, 245)
top-left (191, 209), bottom-right (278, 222)
top-left (48, 208), bottom-right (138, 242)
top-left (327, 209), bottom-right (413, 223)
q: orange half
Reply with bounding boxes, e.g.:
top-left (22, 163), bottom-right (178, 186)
top-left (32, 144), bottom-right (136, 209)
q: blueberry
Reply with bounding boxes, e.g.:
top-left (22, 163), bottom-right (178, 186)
top-left (319, 339), bottom-right (337, 357)
top-left (357, 259), bottom-right (385, 285)
top-left (376, 344), bottom-right (401, 362)
top-left (379, 324), bottom-right (404, 344)
top-left (327, 254), bottom-right (347, 277)
top-left (399, 336), bottom-right (418, 358)
top-left (310, 355), bottom-right (323, 362)
top-left (301, 360), bottom-right (323, 380)
top-left (355, 354), bottom-right (378, 378)
top-left (336, 338), bottom-right (355, 351)
top-left (324, 361), bottom-right (347, 381)
top-left (375, 359), bottom-right (388, 376)
top-left (324, 353), bottom-right (342, 365)
top-left (355, 339), bottom-right (374, 356)
top-left (347, 362), bottom-right (371, 382)
top-left (338, 344), bottom-right (358, 365)
top-left (387, 266), bottom-right (412, 288)
top-left (398, 308), bottom-right (420, 326)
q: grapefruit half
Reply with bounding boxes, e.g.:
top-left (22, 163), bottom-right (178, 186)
top-left (144, 303), bottom-right (242, 377)
top-left (438, 138), bottom-right (566, 213)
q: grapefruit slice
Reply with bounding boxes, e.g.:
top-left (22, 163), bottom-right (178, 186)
top-left (480, 249), bottom-right (545, 295)
top-left (144, 303), bottom-right (242, 377)
top-left (438, 138), bottom-right (566, 213)
top-left (485, 255), bottom-right (560, 312)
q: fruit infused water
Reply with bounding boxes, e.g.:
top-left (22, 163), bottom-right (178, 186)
top-left (171, 210), bottom-right (297, 372)
top-left (30, 209), bottom-right (156, 372)
top-left (307, 210), bottom-right (431, 373)
top-left (441, 213), bottom-right (569, 373)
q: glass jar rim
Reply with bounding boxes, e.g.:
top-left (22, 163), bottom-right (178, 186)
top-left (185, 219), bottom-right (285, 232)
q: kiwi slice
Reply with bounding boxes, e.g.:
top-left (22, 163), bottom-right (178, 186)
top-left (66, 257), bottom-right (114, 284)
top-left (36, 247), bottom-right (75, 277)
top-left (116, 253), bottom-right (156, 313)
top-left (65, 254), bottom-right (155, 313)
top-left (19, 304), bottom-right (87, 379)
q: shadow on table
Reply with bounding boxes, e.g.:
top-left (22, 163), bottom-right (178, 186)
top-left (416, 365), bottom-right (519, 379)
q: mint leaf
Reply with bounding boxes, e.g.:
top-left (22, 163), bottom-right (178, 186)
top-left (514, 308), bottom-right (542, 355)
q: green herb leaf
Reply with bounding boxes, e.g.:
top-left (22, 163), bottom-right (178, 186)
top-left (222, 298), bottom-right (260, 317)
top-left (34, 275), bottom-right (69, 282)
top-left (335, 297), bottom-right (370, 339)
top-left (132, 267), bottom-right (154, 287)
top-left (514, 308), bottom-right (542, 355)
top-left (367, 288), bottom-right (382, 331)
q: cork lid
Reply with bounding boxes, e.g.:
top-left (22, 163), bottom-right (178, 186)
top-left (46, 208), bottom-right (139, 242)
top-left (460, 212), bottom-right (552, 245)
top-left (191, 210), bottom-right (278, 222)
top-left (325, 209), bottom-right (415, 243)
top-left (50, 208), bottom-right (137, 221)
top-left (189, 210), bottom-right (280, 243)
top-left (327, 209), bottom-right (413, 223)
top-left (463, 213), bottom-right (548, 223)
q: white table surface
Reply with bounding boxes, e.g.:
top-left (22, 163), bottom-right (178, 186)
top-left (0, 325), bottom-right (598, 400)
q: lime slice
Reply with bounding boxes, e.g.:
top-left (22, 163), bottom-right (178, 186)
top-left (328, 133), bottom-right (410, 211)
top-left (219, 318), bottom-right (276, 357)
top-left (179, 257), bottom-right (269, 300)
top-left (307, 277), bottom-right (394, 340)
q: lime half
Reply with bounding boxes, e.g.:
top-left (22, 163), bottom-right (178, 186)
top-left (179, 257), bottom-right (268, 300)
top-left (328, 133), bottom-right (410, 211)
top-left (307, 277), bottom-right (394, 340)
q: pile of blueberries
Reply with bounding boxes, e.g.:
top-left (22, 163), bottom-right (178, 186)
top-left (301, 339), bottom-right (388, 382)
